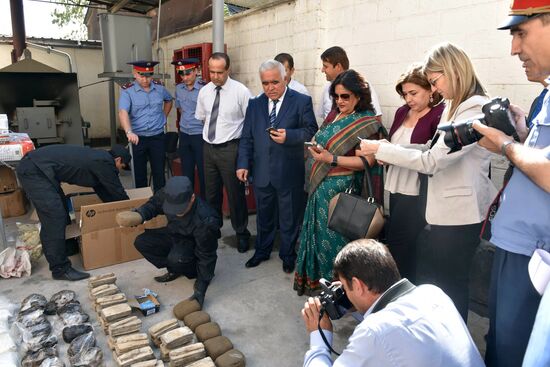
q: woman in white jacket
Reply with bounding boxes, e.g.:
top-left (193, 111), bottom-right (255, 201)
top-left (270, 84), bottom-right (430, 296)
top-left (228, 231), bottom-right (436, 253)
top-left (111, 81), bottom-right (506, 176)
top-left (359, 42), bottom-right (497, 321)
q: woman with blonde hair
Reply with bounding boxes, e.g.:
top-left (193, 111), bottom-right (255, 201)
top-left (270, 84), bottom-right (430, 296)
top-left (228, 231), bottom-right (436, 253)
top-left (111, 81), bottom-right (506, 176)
top-left (360, 42), bottom-right (497, 321)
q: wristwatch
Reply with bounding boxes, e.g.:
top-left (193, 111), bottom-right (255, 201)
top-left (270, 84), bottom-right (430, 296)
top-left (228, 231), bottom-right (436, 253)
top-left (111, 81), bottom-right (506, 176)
top-left (330, 155), bottom-right (338, 167)
top-left (501, 140), bottom-right (515, 157)
top-left (125, 129), bottom-right (132, 135)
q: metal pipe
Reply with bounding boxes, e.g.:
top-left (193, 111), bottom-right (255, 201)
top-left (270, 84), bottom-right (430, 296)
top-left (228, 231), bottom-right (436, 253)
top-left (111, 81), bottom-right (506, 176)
top-left (27, 41), bottom-right (75, 73)
top-left (10, 0), bottom-right (26, 63)
top-left (155, 0), bottom-right (166, 85)
top-left (212, 0), bottom-right (224, 53)
top-left (109, 79), bottom-right (117, 147)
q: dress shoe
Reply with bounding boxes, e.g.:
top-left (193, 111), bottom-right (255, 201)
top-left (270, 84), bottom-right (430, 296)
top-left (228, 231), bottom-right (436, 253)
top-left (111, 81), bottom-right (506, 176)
top-left (154, 272), bottom-right (181, 283)
top-left (282, 260), bottom-right (295, 274)
top-left (52, 267), bottom-right (90, 281)
top-left (245, 255), bottom-right (269, 268)
top-left (237, 237), bottom-right (249, 253)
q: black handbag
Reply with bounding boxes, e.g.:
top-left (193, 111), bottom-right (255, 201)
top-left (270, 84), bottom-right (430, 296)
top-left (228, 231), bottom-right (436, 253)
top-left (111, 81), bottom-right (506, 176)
top-left (327, 157), bottom-right (384, 240)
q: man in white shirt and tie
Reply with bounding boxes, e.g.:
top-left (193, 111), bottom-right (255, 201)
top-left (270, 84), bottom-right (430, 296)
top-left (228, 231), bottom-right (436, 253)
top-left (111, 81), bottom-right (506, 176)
top-left (195, 52), bottom-right (252, 253)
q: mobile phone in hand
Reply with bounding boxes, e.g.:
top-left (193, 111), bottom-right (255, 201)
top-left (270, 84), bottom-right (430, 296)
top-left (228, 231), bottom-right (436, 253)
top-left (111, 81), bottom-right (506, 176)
top-left (266, 127), bottom-right (276, 133)
top-left (304, 141), bottom-right (323, 151)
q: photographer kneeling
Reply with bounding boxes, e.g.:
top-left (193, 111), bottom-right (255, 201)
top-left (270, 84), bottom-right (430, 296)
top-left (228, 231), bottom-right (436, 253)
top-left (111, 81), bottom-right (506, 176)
top-left (301, 239), bottom-right (484, 367)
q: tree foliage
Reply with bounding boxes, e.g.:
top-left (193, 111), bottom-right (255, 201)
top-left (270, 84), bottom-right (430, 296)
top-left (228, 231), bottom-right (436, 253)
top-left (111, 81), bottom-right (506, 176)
top-left (50, 0), bottom-right (88, 40)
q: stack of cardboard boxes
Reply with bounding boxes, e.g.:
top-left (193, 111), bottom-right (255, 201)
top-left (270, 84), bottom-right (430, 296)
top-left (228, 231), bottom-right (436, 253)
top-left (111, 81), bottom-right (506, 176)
top-left (0, 165), bottom-right (26, 218)
top-left (63, 185), bottom-right (167, 270)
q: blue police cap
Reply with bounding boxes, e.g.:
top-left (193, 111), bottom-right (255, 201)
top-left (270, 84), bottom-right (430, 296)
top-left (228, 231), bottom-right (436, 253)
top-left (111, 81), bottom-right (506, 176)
top-left (128, 60), bottom-right (159, 76)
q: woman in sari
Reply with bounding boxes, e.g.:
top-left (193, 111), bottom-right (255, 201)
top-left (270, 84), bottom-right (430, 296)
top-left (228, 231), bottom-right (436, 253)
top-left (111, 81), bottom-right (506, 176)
top-left (294, 69), bottom-right (383, 296)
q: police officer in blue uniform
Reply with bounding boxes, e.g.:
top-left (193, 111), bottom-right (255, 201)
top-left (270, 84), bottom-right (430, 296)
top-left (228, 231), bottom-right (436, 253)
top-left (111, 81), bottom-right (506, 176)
top-left (118, 60), bottom-right (173, 192)
top-left (172, 58), bottom-right (206, 197)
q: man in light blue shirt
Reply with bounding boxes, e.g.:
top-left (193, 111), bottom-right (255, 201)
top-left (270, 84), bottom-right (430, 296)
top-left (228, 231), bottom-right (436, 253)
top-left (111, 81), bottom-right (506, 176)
top-left (173, 58), bottom-right (206, 197)
top-left (119, 60), bottom-right (173, 191)
top-left (301, 239), bottom-right (484, 367)
top-left (472, 4), bottom-right (550, 366)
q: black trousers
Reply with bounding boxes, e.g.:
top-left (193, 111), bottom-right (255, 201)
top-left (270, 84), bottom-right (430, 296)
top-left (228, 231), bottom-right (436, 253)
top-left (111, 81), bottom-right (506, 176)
top-left (386, 193), bottom-right (426, 283)
top-left (16, 158), bottom-right (71, 276)
top-left (254, 183), bottom-right (304, 263)
top-left (134, 228), bottom-right (198, 278)
top-left (485, 247), bottom-right (541, 367)
top-left (133, 133), bottom-right (166, 192)
top-left (416, 222), bottom-right (482, 321)
top-left (203, 140), bottom-right (250, 239)
top-left (178, 132), bottom-right (205, 198)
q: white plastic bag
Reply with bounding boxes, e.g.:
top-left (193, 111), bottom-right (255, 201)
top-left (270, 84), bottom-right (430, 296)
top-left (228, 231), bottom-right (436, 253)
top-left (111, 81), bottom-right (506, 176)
top-left (15, 222), bottom-right (42, 263)
top-left (0, 247), bottom-right (31, 278)
top-left (0, 351), bottom-right (18, 367)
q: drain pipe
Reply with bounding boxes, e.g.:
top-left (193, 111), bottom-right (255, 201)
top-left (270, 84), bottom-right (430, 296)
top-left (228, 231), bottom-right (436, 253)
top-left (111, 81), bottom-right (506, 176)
top-left (155, 0), bottom-right (166, 85)
top-left (10, 0), bottom-right (26, 63)
top-left (212, 0), bottom-right (224, 53)
top-left (27, 41), bottom-right (75, 73)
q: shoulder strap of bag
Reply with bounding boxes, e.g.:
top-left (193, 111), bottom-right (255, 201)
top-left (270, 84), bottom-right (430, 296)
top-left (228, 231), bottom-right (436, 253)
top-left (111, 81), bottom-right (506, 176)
top-left (358, 156), bottom-right (374, 200)
top-left (371, 279), bottom-right (416, 313)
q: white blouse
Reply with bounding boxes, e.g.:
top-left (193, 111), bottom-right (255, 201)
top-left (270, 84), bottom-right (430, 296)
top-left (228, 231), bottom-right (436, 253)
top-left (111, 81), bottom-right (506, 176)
top-left (385, 125), bottom-right (420, 195)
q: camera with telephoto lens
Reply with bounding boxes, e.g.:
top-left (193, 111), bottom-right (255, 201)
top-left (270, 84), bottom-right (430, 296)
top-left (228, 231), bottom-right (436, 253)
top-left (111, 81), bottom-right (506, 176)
top-left (438, 97), bottom-right (517, 152)
top-left (318, 278), bottom-right (353, 320)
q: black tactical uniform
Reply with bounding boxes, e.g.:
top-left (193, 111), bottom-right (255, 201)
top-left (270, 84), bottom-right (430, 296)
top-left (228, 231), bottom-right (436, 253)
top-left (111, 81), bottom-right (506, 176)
top-left (134, 178), bottom-right (221, 305)
top-left (17, 145), bottom-right (129, 278)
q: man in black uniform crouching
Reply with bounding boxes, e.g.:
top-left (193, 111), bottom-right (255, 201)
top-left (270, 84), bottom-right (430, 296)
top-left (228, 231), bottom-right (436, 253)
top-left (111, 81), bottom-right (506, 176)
top-left (117, 176), bottom-right (221, 306)
top-left (17, 144), bottom-right (131, 281)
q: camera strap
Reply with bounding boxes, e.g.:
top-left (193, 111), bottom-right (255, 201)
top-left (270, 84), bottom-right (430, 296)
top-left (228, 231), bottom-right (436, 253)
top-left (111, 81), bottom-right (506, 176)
top-left (371, 279), bottom-right (416, 314)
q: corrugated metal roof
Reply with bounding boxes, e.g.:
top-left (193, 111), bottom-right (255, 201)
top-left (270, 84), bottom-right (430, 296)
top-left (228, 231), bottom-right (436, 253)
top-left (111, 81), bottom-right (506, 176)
top-left (87, 0), bottom-right (168, 14)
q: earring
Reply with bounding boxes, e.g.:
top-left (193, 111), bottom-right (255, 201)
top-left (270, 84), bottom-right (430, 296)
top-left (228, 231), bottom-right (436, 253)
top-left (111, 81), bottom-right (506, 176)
top-left (429, 94), bottom-right (434, 103)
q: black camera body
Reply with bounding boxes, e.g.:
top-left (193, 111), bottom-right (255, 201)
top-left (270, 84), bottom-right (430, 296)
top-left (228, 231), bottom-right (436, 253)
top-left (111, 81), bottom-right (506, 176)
top-left (319, 278), bottom-right (353, 320)
top-left (438, 97), bottom-right (517, 152)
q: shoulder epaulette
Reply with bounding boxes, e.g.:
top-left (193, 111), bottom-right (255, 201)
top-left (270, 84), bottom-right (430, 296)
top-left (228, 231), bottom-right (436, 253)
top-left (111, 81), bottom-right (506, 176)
top-left (152, 79), bottom-right (165, 86)
top-left (121, 82), bottom-right (134, 90)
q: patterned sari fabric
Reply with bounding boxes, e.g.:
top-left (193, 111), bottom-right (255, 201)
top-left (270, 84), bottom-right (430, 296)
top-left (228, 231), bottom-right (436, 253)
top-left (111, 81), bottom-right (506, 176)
top-left (294, 111), bottom-right (383, 296)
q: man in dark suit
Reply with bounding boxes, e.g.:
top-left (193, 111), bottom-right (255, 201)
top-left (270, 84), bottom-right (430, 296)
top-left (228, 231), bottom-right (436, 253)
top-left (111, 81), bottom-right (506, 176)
top-left (236, 59), bottom-right (318, 273)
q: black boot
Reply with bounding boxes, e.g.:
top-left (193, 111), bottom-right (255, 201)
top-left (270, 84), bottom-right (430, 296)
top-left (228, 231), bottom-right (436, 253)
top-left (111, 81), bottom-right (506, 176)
top-left (52, 267), bottom-right (90, 281)
top-left (154, 272), bottom-right (181, 283)
top-left (188, 280), bottom-right (209, 307)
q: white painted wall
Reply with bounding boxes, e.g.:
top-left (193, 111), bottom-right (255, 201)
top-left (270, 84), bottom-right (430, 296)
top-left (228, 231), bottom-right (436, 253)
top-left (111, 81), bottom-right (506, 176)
top-left (157, 0), bottom-right (540, 184)
top-left (2, 0), bottom-right (540, 153)
top-left (158, 0), bottom-right (539, 125)
top-left (0, 43), bottom-right (110, 139)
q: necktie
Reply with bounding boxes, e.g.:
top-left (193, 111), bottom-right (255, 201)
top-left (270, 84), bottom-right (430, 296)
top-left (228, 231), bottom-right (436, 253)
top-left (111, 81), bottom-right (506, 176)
top-left (527, 88), bottom-right (548, 128)
top-left (208, 86), bottom-right (221, 142)
top-left (269, 99), bottom-right (279, 128)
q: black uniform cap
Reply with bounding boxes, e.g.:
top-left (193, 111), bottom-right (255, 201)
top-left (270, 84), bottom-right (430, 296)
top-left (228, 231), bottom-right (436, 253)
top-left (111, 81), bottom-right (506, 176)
top-left (109, 144), bottom-right (132, 170)
top-left (163, 176), bottom-right (193, 215)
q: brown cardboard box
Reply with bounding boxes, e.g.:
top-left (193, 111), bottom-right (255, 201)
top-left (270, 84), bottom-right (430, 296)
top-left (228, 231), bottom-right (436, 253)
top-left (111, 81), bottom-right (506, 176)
top-left (0, 166), bottom-right (18, 193)
top-left (78, 187), bottom-right (167, 270)
top-left (0, 189), bottom-right (27, 218)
